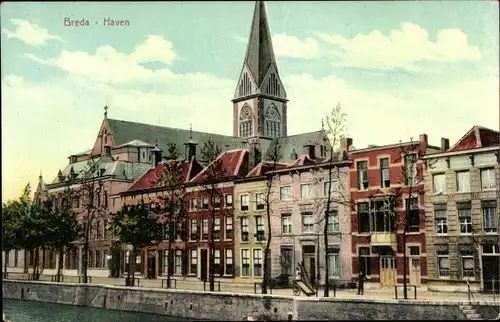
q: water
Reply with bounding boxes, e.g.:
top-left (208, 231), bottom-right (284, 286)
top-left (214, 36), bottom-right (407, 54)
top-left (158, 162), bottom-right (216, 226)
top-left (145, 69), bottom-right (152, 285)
top-left (3, 299), bottom-right (194, 322)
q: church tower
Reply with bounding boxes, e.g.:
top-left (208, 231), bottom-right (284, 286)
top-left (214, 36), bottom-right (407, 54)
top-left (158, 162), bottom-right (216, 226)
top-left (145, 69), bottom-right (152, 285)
top-left (232, 1), bottom-right (288, 139)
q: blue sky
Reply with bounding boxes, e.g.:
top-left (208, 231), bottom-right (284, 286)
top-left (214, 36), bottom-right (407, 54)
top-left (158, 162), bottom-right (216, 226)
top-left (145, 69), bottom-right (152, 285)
top-left (1, 1), bottom-right (499, 202)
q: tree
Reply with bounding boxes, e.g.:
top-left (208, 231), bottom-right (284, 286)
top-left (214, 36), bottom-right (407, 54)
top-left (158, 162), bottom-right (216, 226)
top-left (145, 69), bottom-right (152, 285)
top-left (158, 143), bottom-right (187, 288)
top-left (321, 102), bottom-right (349, 297)
top-left (112, 201), bottom-right (164, 285)
top-left (199, 139), bottom-right (226, 292)
top-left (2, 200), bottom-right (23, 278)
top-left (45, 192), bottom-right (80, 281)
top-left (261, 139), bottom-right (283, 294)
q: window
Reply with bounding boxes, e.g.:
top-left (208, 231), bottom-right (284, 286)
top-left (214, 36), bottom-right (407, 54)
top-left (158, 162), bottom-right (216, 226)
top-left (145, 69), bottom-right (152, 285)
top-left (404, 153), bottom-right (418, 186)
top-left (190, 219), bottom-right (198, 240)
top-left (380, 158), bottom-right (390, 188)
top-left (256, 193), bottom-right (265, 210)
top-left (359, 247), bottom-right (371, 276)
top-left (189, 198), bottom-right (197, 210)
top-left (406, 197), bottom-right (420, 233)
top-left (437, 248), bottom-right (450, 278)
top-left (241, 217), bottom-right (249, 242)
top-left (458, 203), bottom-right (472, 234)
top-left (201, 219), bottom-right (209, 240)
top-left (357, 161), bottom-right (368, 190)
top-left (162, 223), bottom-right (170, 241)
top-left (241, 249), bottom-right (250, 276)
top-left (175, 221), bottom-right (182, 241)
top-left (96, 250), bottom-right (102, 268)
top-left (280, 246), bottom-right (293, 275)
top-left (265, 120), bottom-right (280, 138)
top-left (240, 120), bottom-right (252, 138)
top-left (482, 244), bottom-right (500, 254)
top-left (328, 249), bottom-right (340, 278)
top-left (213, 196), bottom-right (221, 209)
top-left (213, 217), bottom-right (221, 240)
top-left (255, 216), bottom-right (265, 241)
top-left (225, 217), bottom-right (233, 240)
top-left (461, 252), bottom-right (475, 278)
top-left (240, 195), bottom-right (249, 211)
top-left (253, 249), bottom-right (263, 277)
top-left (434, 204), bottom-right (448, 234)
top-left (104, 191), bottom-right (108, 208)
top-left (174, 250), bottom-right (183, 275)
top-left (280, 186), bottom-right (292, 201)
top-left (201, 196), bottom-right (209, 210)
top-left (482, 201), bottom-right (497, 233)
top-left (456, 171), bottom-right (470, 193)
top-left (300, 184), bottom-right (315, 199)
top-left (96, 220), bottom-right (102, 239)
top-left (481, 168), bottom-right (496, 190)
top-left (163, 250), bottom-right (169, 275)
top-left (225, 194), bottom-right (233, 208)
top-left (225, 249), bottom-right (233, 275)
top-left (281, 214), bottom-right (292, 234)
top-left (190, 249), bottom-right (197, 275)
top-left (301, 212), bottom-right (314, 233)
top-left (324, 181), bottom-right (337, 198)
top-left (327, 210), bottom-right (339, 233)
top-left (433, 174), bottom-right (446, 194)
top-left (103, 219), bottom-right (108, 240)
top-left (357, 202), bottom-right (370, 233)
top-left (214, 249), bottom-right (221, 275)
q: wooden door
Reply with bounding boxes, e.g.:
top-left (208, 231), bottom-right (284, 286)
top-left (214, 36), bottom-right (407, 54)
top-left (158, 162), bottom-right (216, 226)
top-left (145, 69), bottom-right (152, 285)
top-left (200, 249), bottom-right (208, 281)
top-left (380, 256), bottom-right (396, 287)
top-left (409, 246), bottom-right (421, 286)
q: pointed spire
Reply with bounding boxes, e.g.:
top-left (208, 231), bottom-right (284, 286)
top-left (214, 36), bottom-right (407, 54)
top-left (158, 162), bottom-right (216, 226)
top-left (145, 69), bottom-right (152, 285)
top-left (104, 105), bottom-right (108, 118)
top-left (189, 123), bottom-right (193, 139)
top-left (39, 170), bottom-right (43, 181)
top-left (244, 1), bottom-right (277, 86)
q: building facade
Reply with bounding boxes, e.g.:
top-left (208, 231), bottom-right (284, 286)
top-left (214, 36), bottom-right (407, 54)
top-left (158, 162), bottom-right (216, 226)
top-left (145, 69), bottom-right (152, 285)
top-left (423, 126), bottom-right (500, 292)
top-left (350, 134), bottom-right (440, 288)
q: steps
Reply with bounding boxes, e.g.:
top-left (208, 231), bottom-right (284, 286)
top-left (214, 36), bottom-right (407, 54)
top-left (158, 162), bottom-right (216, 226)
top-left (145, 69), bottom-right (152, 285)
top-left (459, 304), bottom-right (485, 320)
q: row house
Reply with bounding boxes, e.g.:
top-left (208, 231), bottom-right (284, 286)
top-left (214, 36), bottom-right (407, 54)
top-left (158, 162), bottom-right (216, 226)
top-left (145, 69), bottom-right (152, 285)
top-left (350, 134), bottom-right (440, 288)
top-left (423, 126), bottom-right (500, 292)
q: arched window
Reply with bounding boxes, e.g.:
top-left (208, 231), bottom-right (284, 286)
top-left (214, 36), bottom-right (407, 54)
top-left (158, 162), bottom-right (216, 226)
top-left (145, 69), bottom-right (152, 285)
top-left (264, 104), bottom-right (281, 138)
top-left (239, 104), bottom-right (253, 138)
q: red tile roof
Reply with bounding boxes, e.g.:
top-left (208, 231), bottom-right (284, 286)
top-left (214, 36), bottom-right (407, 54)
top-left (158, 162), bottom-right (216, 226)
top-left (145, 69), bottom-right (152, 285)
top-left (247, 161), bottom-right (288, 177)
top-left (128, 159), bottom-right (203, 192)
top-left (190, 149), bottom-right (248, 183)
top-left (448, 126), bottom-right (499, 152)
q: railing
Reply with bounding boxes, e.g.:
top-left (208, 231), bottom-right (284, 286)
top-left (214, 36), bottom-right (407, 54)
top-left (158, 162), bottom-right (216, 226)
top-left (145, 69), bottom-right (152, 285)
top-left (253, 282), bottom-right (273, 294)
top-left (78, 276), bottom-right (92, 283)
top-left (125, 277), bottom-right (139, 287)
top-left (203, 280), bottom-right (221, 292)
top-left (394, 285), bottom-right (417, 300)
top-left (161, 278), bottom-right (177, 289)
top-left (467, 278), bottom-right (500, 320)
top-left (50, 274), bottom-right (64, 282)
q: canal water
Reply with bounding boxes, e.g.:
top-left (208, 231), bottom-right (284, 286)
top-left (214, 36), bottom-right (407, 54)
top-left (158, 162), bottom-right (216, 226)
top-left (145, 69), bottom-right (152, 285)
top-left (3, 299), bottom-right (195, 322)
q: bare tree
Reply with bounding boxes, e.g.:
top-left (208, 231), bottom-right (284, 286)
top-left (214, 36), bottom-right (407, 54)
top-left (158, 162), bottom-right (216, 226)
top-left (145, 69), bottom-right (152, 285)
top-left (199, 140), bottom-right (227, 292)
top-left (158, 143), bottom-right (187, 288)
top-left (261, 139), bottom-right (283, 294)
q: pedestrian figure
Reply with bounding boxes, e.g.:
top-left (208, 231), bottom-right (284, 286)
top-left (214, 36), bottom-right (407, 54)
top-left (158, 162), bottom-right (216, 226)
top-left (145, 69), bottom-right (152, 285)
top-left (357, 271), bottom-right (367, 295)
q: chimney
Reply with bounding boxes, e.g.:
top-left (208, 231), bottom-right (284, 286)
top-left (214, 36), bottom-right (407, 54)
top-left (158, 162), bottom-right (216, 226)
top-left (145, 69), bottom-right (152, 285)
top-left (184, 139), bottom-right (198, 161)
top-left (440, 137), bottom-right (449, 152)
top-left (290, 149), bottom-right (298, 160)
top-left (152, 145), bottom-right (163, 165)
top-left (303, 144), bottom-right (315, 159)
top-left (419, 134), bottom-right (428, 145)
top-left (57, 169), bottom-right (65, 182)
top-left (104, 145), bottom-right (112, 158)
top-left (69, 155), bottom-right (77, 164)
top-left (248, 139), bottom-right (261, 172)
top-left (340, 137), bottom-right (353, 152)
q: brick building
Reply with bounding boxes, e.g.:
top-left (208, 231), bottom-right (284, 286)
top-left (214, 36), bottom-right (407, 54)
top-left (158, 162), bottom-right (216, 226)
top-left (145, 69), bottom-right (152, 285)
top-left (350, 134), bottom-right (440, 288)
top-left (423, 126), bottom-right (500, 292)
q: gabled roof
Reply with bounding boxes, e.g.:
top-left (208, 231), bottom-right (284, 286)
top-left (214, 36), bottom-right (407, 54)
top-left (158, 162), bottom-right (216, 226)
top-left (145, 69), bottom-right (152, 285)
top-left (244, 1), bottom-right (277, 86)
top-left (107, 118), bottom-right (244, 160)
top-left (263, 130), bottom-right (328, 163)
top-left (126, 159), bottom-right (203, 192)
top-left (190, 149), bottom-right (248, 183)
top-left (246, 161), bottom-right (288, 177)
top-left (448, 125), bottom-right (499, 152)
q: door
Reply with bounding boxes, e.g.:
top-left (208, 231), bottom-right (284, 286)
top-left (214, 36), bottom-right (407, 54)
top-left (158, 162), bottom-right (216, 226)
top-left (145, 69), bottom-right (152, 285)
top-left (380, 256), bottom-right (396, 287)
top-left (482, 256), bottom-right (500, 293)
top-left (147, 254), bottom-right (156, 279)
top-left (302, 245), bottom-right (316, 287)
top-left (200, 249), bottom-right (208, 281)
top-left (409, 246), bottom-right (421, 286)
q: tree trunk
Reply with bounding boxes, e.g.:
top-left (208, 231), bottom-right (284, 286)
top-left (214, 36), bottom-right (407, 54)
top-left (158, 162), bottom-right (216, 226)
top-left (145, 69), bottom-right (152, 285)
top-left (33, 248), bottom-right (40, 280)
top-left (57, 246), bottom-right (64, 282)
top-left (83, 217), bottom-right (91, 283)
top-left (209, 217), bottom-right (215, 292)
top-left (4, 250), bottom-right (10, 279)
top-left (323, 163), bottom-right (335, 297)
top-left (262, 187), bottom-right (273, 294)
top-left (41, 248), bottom-right (46, 273)
top-left (167, 226), bottom-right (173, 288)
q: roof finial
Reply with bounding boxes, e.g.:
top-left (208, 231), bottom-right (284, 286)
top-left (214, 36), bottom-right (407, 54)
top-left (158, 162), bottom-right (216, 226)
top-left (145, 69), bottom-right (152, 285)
top-left (39, 170), bottom-right (43, 180)
top-left (104, 105), bottom-right (108, 118)
top-left (189, 123), bottom-right (193, 139)
top-left (321, 119), bottom-right (324, 130)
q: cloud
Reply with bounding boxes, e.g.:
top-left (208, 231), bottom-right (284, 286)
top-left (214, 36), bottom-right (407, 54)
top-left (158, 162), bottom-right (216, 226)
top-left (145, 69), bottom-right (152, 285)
top-left (317, 23), bottom-right (481, 70)
top-left (24, 35), bottom-right (202, 86)
top-left (272, 34), bottom-right (321, 59)
top-left (2, 18), bottom-right (64, 46)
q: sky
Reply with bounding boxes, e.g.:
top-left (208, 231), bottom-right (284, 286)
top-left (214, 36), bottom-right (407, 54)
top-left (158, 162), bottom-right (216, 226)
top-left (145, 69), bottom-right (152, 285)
top-left (1, 1), bottom-right (499, 202)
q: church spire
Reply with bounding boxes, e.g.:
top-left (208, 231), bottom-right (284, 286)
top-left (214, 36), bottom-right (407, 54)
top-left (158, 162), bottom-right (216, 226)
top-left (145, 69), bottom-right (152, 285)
top-left (244, 1), bottom-right (276, 87)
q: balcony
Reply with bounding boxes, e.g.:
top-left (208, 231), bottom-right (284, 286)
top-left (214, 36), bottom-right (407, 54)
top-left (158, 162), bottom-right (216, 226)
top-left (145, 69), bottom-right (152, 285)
top-left (370, 232), bottom-right (397, 249)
